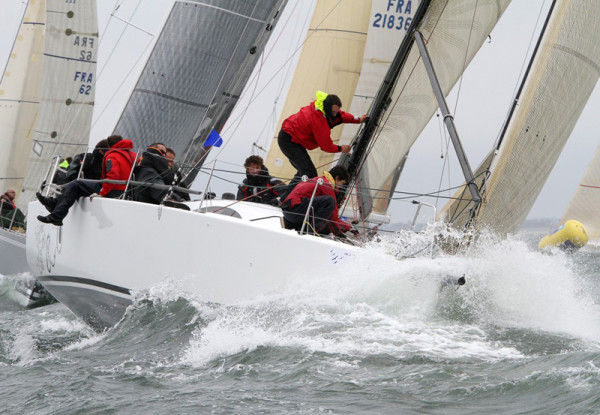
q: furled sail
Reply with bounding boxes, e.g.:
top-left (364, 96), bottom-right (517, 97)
top-left (20, 0), bottom-right (98, 207)
top-left (348, 0), bottom-right (511, 222)
top-left (0, 0), bottom-right (45, 200)
top-left (263, 0), bottom-right (371, 182)
top-left (559, 146), bottom-right (600, 239)
top-left (442, 0), bottom-right (600, 236)
top-left (112, 0), bottom-right (288, 184)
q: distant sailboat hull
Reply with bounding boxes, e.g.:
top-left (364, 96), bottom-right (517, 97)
top-left (26, 198), bottom-right (359, 331)
top-left (0, 229), bottom-right (27, 275)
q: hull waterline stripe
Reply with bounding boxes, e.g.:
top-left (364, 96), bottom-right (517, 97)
top-left (41, 280), bottom-right (132, 300)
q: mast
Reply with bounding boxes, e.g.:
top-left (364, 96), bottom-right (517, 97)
top-left (338, 0), bottom-right (432, 216)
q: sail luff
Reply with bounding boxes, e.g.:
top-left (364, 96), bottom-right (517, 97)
top-left (0, 0), bottom-right (46, 199)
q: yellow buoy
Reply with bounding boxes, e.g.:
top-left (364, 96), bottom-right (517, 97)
top-left (538, 219), bottom-right (589, 252)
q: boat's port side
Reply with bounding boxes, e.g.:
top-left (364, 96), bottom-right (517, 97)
top-left (37, 275), bottom-right (132, 332)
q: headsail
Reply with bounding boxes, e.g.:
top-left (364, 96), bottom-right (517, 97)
top-left (20, 0), bottom-right (98, 207)
top-left (112, 0), bottom-right (288, 185)
top-left (559, 145), bottom-right (600, 240)
top-left (442, 0), bottom-right (600, 236)
top-left (0, 1), bottom-right (45, 200)
top-left (341, 0), bottom-right (511, 222)
top-left (263, 0), bottom-right (372, 181)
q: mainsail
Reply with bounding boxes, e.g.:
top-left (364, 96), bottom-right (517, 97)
top-left (112, 0), bottom-right (287, 184)
top-left (560, 145), bottom-right (600, 239)
top-left (0, 0), bottom-right (45, 199)
top-left (441, 0), bottom-right (600, 236)
top-left (263, 0), bottom-right (371, 181)
top-left (20, 0), bottom-right (98, 207)
top-left (342, 0), bottom-right (511, 222)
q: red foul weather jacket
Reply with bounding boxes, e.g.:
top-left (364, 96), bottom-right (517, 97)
top-left (283, 173), bottom-right (351, 235)
top-left (281, 101), bottom-right (361, 153)
top-left (100, 139), bottom-right (137, 197)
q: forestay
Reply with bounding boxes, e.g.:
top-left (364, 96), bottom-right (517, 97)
top-left (264, 0), bottom-right (371, 181)
top-left (112, 0), bottom-right (287, 183)
top-left (354, 0), bottom-right (511, 222)
top-left (0, 1), bottom-right (45, 200)
top-left (442, 0), bottom-right (600, 236)
top-left (20, 0), bottom-right (98, 208)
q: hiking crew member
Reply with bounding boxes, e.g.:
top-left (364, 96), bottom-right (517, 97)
top-left (277, 90), bottom-right (368, 184)
top-left (100, 138), bottom-right (137, 198)
top-left (37, 136), bottom-right (121, 226)
top-left (132, 143), bottom-right (175, 204)
top-left (237, 155), bottom-right (284, 205)
top-left (281, 165), bottom-right (351, 236)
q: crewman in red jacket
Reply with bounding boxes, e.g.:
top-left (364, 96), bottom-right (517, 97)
top-left (281, 165), bottom-right (351, 236)
top-left (100, 138), bottom-right (137, 198)
top-left (278, 91), bottom-right (368, 184)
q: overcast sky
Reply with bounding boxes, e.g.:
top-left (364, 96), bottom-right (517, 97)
top-left (1, 0), bottom-right (599, 224)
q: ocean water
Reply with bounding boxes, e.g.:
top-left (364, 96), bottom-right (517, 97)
top-left (1, 230), bottom-right (600, 414)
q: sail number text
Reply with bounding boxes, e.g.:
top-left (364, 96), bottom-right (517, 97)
top-left (373, 0), bottom-right (413, 31)
top-left (74, 71), bottom-right (93, 95)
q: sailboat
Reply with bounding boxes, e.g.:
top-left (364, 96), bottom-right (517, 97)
top-left (555, 145), bottom-right (600, 241)
top-left (436, 0), bottom-right (600, 243)
top-left (26, 0), bottom-right (599, 331)
top-left (0, 0), bottom-right (98, 306)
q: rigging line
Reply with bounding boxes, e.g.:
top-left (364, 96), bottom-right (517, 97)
top-left (185, 0), bottom-right (264, 164)
top-left (96, 0), bottom-right (148, 80)
top-left (451, 0), bottom-right (481, 116)
top-left (90, 40), bottom-right (154, 133)
top-left (0, 0), bottom-right (28, 84)
top-left (209, 0), bottom-right (342, 160)
top-left (224, 0), bottom-right (309, 152)
top-left (492, 0), bottom-right (551, 150)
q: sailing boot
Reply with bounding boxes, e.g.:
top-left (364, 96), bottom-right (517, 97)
top-left (37, 214), bottom-right (63, 226)
top-left (36, 192), bottom-right (57, 212)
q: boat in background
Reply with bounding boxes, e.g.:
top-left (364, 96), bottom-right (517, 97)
top-left (556, 145), bottom-right (600, 241)
top-left (437, 0), bottom-right (600, 244)
top-left (538, 219), bottom-right (588, 252)
top-left (0, 0), bottom-right (98, 309)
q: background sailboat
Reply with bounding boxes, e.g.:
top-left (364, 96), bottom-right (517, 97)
top-left (559, 145), bottom-right (600, 240)
top-left (439, 0), bottom-right (600, 237)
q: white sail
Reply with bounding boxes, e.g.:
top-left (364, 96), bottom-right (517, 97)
top-left (112, 0), bottom-right (287, 180)
top-left (20, 0), bottom-right (98, 207)
top-left (442, 0), bottom-right (600, 236)
top-left (357, 0), bottom-right (511, 220)
top-left (560, 146), bottom-right (600, 239)
top-left (0, 0), bottom-right (45, 199)
top-left (338, 1), bottom-right (420, 148)
top-left (264, 0), bottom-right (372, 181)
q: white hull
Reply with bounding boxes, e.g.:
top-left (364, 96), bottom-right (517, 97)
top-left (26, 198), bottom-right (358, 330)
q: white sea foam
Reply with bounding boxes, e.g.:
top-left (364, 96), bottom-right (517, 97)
top-left (176, 230), bottom-right (600, 367)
